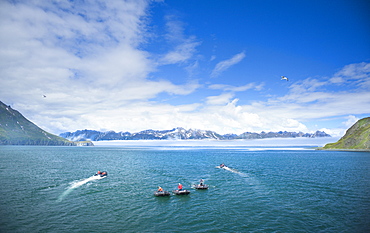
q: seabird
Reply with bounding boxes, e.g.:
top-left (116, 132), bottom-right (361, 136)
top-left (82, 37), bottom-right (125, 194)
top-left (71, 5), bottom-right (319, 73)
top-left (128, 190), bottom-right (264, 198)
top-left (281, 76), bottom-right (288, 81)
top-left (43, 95), bottom-right (46, 98)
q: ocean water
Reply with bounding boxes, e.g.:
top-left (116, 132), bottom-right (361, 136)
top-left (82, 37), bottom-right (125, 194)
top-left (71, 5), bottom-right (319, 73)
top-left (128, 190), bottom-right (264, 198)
top-left (0, 143), bottom-right (369, 232)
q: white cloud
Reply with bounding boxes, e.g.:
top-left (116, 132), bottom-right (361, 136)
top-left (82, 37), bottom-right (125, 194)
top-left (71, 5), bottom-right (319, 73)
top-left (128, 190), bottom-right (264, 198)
top-left (160, 15), bottom-right (201, 65)
top-left (317, 128), bottom-right (345, 138)
top-left (0, 0), bottom-right (202, 133)
top-left (317, 115), bottom-right (360, 137)
top-left (195, 62), bottom-right (370, 134)
top-left (211, 51), bottom-right (246, 78)
top-left (237, 63), bottom-right (370, 132)
top-left (206, 93), bottom-right (235, 105)
top-left (343, 115), bottom-right (359, 128)
top-left (1, 1), bottom-right (369, 137)
top-left (333, 62), bottom-right (370, 80)
top-left (288, 78), bottom-right (327, 94)
top-left (330, 62), bottom-right (370, 88)
top-left (209, 83), bottom-right (264, 92)
top-left (160, 38), bottom-right (200, 64)
top-left (191, 99), bottom-right (308, 134)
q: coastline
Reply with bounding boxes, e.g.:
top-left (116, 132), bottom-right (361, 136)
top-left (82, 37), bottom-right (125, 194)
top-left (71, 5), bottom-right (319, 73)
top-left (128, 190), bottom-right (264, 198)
top-left (92, 137), bottom-right (340, 148)
top-left (316, 148), bottom-right (370, 152)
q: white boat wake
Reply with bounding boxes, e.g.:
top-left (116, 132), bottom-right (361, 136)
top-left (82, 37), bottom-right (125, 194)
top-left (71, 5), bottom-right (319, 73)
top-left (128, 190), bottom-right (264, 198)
top-left (216, 166), bottom-right (249, 177)
top-left (57, 175), bottom-right (105, 202)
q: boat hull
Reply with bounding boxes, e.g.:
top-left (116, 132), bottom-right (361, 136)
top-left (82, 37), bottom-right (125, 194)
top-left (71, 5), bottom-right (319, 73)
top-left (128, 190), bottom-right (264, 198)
top-left (154, 191), bottom-right (171, 196)
top-left (195, 184), bottom-right (208, 189)
top-left (173, 190), bottom-right (190, 195)
top-left (94, 171), bottom-right (108, 177)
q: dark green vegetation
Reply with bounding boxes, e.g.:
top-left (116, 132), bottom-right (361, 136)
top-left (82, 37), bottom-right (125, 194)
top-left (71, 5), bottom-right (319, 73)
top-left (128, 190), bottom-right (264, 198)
top-left (323, 117), bottom-right (370, 150)
top-left (0, 101), bottom-right (80, 146)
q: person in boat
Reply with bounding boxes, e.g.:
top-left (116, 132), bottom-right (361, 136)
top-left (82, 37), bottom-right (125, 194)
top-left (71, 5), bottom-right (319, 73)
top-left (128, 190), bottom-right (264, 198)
top-left (199, 179), bottom-right (204, 186)
top-left (178, 183), bottom-right (183, 191)
top-left (158, 186), bottom-right (163, 192)
top-left (101, 171), bottom-right (107, 176)
top-left (220, 163), bottom-right (225, 168)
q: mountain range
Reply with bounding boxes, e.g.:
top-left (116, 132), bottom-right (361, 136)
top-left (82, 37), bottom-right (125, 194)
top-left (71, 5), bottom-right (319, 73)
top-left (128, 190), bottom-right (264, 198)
top-left (0, 100), bottom-right (332, 145)
top-left (60, 128), bottom-right (331, 141)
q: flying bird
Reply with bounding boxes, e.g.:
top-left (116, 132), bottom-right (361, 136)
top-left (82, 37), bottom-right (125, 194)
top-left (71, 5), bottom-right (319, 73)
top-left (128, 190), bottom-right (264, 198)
top-left (42, 95), bottom-right (46, 98)
top-left (281, 76), bottom-right (288, 81)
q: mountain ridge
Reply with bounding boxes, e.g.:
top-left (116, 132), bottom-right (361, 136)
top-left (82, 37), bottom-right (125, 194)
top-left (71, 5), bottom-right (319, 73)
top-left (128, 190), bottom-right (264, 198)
top-left (60, 128), bottom-right (331, 141)
top-left (323, 117), bottom-right (370, 150)
top-left (0, 101), bottom-right (89, 146)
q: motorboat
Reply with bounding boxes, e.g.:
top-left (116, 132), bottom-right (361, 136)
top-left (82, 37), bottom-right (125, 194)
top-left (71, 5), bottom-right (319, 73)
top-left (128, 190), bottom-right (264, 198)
top-left (218, 164), bottom-right (233, 171)
top-left (219, 163), bottom-right (227, 168)
top-left (195, 179), bottom-right (208, 189)
top-left (154, 191), bottom-right (171, 196)
top-left (173, 189), bottom-right (190, 195)
top-left (194, 184), bottom-right (209, 189)
top-left (94, 171), bottom-right (108, 177)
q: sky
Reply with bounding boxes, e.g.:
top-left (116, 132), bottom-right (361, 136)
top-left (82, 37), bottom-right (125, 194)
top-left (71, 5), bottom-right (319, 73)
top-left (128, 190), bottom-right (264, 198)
top-left (0, 0), bottom-right (369, 137)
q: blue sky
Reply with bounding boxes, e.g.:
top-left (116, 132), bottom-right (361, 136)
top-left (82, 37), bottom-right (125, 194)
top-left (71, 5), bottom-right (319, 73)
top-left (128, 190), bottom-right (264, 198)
top-left (0, 0), bottom-right (369, 137)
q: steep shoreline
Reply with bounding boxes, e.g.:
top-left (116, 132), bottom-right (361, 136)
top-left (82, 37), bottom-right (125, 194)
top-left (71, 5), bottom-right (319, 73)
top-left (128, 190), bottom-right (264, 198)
top-left (0, 101), bottom-right (84, 146)
top-left (320, 117), bottom-right (370, 151)
top-left (317, 148), bottom-right (370, 152)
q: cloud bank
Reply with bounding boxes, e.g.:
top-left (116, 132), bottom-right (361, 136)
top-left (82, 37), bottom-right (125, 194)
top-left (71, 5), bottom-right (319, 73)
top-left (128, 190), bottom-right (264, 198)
top-left (0, 0), bottom-right (369, 137)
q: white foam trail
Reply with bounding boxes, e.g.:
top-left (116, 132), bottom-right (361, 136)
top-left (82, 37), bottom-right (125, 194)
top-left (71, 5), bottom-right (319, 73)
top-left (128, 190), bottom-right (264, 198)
top-left (217, 166), bottom-right (249, 177)
top-left (57, 176), bottom-right (104, 202)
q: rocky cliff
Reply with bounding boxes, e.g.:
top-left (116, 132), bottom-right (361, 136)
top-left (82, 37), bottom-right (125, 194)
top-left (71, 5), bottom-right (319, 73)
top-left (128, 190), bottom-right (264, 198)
top-left (0, 101), bottom-right (79, 146)
top-left (323, 117), bottom-right (370, 150)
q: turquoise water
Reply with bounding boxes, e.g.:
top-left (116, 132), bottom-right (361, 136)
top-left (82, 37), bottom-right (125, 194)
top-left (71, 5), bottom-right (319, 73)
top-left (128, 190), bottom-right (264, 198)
top-left (0, 145), bottom-right (369, 232)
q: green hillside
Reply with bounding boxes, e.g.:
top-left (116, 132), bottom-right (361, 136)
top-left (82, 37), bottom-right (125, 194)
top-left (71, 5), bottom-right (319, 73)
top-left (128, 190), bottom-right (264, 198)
top-left (323, 117), bottom-right (370, 150)
top-left (0, 101), bottom-right (76, 146)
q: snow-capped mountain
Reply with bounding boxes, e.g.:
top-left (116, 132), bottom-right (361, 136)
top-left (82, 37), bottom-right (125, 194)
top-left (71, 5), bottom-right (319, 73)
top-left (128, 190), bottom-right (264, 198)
top-left (59, 127), bottom-right (330, 141)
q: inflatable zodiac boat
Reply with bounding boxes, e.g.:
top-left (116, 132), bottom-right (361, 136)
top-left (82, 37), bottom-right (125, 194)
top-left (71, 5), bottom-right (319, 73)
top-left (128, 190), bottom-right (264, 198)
top-left (154, 191), bottom-right (171, 196)
top-left (94, 171), bottom-right (108, 177)
top-left (173, 189), bottom-right (190, 195)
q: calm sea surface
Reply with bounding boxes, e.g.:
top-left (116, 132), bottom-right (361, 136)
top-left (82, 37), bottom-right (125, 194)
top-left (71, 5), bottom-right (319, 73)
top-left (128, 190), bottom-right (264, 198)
top-left (0, 143), bottom-right (369, 232)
